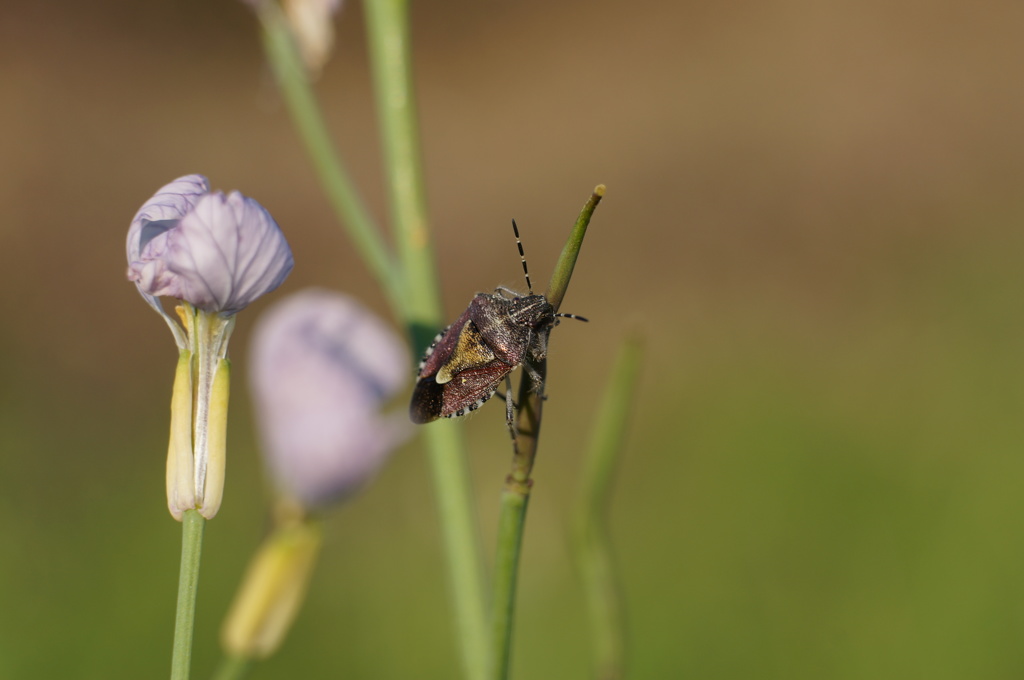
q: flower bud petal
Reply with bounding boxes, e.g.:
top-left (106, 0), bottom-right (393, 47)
top-left (127, 176), bottom-right (294, 316)
top-left (249, 289), bottom-right (410, 508)
top-left (127, 175), bottom-right (211, 346)
top-left (127, 175), bottom-right (210, 265)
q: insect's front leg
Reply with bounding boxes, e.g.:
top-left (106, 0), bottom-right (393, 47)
top-left (522, 360), bottom-right (546, 397)
top-left (522, 359), bottom-right (543, 385)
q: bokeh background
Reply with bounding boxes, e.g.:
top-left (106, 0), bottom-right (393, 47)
top-left (4, 0), bottom-right (1024, 678)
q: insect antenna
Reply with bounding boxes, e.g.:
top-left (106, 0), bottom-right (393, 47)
top-left (511, 219), bottom-right (533, 293)
top-left (512, 219), bottom-right (589, 324)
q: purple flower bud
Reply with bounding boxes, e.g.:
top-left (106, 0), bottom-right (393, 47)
top-left (249, 289), bottom-right (411, 508)
top-left (127, 174), bottom-right (294, 316)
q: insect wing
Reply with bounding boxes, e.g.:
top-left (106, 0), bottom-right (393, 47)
top-left (435, 318), bottom-right (497, 383)
top-left (439, 359), bottom-right (510, 418)
top-left (410, 358), bottom-right (510, 423)
top-left (410, 374), bottom-right (445, 423)
top-left (417, 306), bottom-right (472, 379)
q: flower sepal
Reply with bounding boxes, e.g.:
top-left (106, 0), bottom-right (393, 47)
top-left (165, 303), bottom-right (235, 521)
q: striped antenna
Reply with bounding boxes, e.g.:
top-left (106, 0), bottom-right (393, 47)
top-left (511, 219), bottom-right (533, 293)
top-left (512, 219), bottom-right (588, 323)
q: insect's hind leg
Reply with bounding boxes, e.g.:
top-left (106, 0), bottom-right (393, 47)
top-left (495, 389), bottom-right (518, 406)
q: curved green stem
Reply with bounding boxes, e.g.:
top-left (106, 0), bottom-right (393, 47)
top-left (254, 0), bottom-right (405, 316)
top-left (171, 509), bottom-right (207, 680)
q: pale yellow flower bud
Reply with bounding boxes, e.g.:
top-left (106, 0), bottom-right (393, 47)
top-left (221, 520), bottom-right (323, 658)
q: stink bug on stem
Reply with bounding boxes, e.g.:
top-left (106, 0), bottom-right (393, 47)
top-left (409, 220), bottom-right (587, 433)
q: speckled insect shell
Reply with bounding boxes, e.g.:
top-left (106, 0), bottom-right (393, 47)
top-left (409, 292), bottom-right (556, 424)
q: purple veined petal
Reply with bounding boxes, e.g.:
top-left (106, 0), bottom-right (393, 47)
top-left (126, 175), bottom-right (212, 347)
top-left (249, 289), bottom-right (411, 508)
top-left (127, 177), bottom-right (294, 316)
top-left (126, 174), bottom-right (210, 264)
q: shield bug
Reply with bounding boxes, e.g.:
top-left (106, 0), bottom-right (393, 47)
top-left (409, 220), bottom-right (586, 429)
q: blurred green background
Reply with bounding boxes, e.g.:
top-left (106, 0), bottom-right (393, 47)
top-left (4, 0), bottom-right (1024, 678)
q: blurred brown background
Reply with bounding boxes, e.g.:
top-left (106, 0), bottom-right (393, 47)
top-left (3, 0), bottom-right (1024, 678)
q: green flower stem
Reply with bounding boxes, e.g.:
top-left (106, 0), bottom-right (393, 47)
top-left (363, 2), bottom-right (488, 679)
top-left (491, 187), bottom-right (605, 680)
top-left (424, 422), bottom-right (490, 680)
top-left (572, 332), bottom-right (644, 680)
top-left (490, 485), bottom-right (528, 680)
top-left (171, 509), bottom-right (207, 680)
top-left (362, 0), bottom-right (442, 334)
top-left (254, 0), bottom-right (405, 316)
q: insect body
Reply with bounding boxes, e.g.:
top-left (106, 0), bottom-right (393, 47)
top-left (409, 221), bottom-right (585, 425)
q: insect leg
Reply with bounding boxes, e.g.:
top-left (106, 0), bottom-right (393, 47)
top-left (522, 360), bottom-right (545, 396)
top-left (504, 375), bottom-right (518, 442)
top-left (494, 388), bottom-right (518, 407)
top-left (493, 285), bottom-right (520, 299)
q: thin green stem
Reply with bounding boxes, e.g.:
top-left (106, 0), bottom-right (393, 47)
top-left (254, 0), bottom-right (405, 315)
top-left (424, 423), bottom-right (490, 680)
top-left (490, 487), bottom-right (528, 680)
top-left (546, 185), bottom-right (605, 312)
top-left (362, 0), bottom-right (442, 337)
top-left (171, 509), bottom-right (207, 680)
top-left (491, 187), bottom-right (605, 680)
top-left (363, 2), bottom-right (488, 679)
top-left (572, 332), bottom-right (644, 680)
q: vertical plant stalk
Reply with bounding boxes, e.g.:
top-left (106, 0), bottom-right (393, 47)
top-left (363, 2), bottom-right (489, 679)
top-left (361, 0), bottom-right (441, 332)
top-left (254, 0), bottom-right (405, 316)
top-left (573, 332), bottom-right (644, 680)
top-left (491, 186), bottom-right (605, 680)
top-left (171, 509), bottom-right (207, 680)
